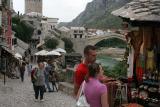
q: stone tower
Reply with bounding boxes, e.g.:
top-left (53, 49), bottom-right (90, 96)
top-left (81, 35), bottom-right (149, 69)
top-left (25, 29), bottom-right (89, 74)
top-left (25, 0), bottom-right (42, 14)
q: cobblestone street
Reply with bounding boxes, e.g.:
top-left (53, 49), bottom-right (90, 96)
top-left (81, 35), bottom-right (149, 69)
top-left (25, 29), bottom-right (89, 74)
top-left (0, 72), bottom-right (76, 107)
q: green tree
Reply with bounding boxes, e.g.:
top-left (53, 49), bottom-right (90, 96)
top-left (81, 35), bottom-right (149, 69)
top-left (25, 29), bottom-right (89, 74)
top-left (62, 37), bottom-right (74, 53)
top-left (12, 16), bottom-right (34, 43)
top-left (103, 60), bottom-right (127, 78)
top-left (45, 38), bottom-right (59, 49)
top-left (96, 38), bottom-right (127, 49)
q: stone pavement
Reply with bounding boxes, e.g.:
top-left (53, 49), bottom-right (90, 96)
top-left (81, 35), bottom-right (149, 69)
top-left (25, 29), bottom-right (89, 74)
top-left (0, 72), bottom-right (76, 107)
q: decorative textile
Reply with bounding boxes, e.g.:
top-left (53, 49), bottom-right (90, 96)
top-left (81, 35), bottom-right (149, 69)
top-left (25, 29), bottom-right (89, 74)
top-left (146, 50), bottom-right (155, 71)
top-left (104, 81), bottom-right (118, 107)
top-left (136, 67), bottom-right (144, 82)
top-left (139, 54), bottom-right (145, 69)
top-left (127, 46), bottom-right (134, 79)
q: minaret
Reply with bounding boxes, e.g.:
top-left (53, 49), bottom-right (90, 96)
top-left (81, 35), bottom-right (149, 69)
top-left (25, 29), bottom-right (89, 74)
top-left (25, 0), bottom-right (42, 14)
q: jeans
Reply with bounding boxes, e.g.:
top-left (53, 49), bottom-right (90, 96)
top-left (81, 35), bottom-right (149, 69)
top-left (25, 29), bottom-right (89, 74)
top-left (45, 75), bottom-right (52, 91)
top-left (20, 71), bottom-right (24, 82)
top-left (33, 83), bottom-right (36, 93)
top-left (51, 81), bottom-right (58, 92)
top-left (34, 85), bottom-right (44, 100)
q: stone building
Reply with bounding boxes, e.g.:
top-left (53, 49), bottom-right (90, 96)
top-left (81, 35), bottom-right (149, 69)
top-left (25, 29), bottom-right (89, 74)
top-left (0, 0), bottom-right (17, 75)
top-left (70, 27), bottom-right (86, 39)
top-left (58, 26), bottom-right (70, 38)
top-left (69, 27), bottom-right (87, 54)
top-left (25, 0), bottom-right (42, 14)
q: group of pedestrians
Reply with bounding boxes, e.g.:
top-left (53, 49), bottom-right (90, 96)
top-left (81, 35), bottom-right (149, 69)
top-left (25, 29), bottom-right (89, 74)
top-left (18, 45), bottom-right (109, 105)
top-left (18, 58), bottom-right (59, 102)
top-left (74, 45), bottom-right (109, 107)
top-left (31, 60), bottom-right (59, 102)
top-left (44, 60), bottom-right (58, 92)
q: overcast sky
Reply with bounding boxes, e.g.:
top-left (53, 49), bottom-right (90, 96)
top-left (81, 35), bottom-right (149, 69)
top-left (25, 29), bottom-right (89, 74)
top-left (13, 0), bottom-right (92, 22)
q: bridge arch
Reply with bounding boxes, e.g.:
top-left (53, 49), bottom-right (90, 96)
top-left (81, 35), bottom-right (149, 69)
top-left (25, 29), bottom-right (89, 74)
top-left (87, 33), bottom-right (126, 46)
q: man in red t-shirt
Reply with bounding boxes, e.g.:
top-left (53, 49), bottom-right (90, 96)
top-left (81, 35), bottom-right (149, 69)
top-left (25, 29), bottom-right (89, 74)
top-left (74, 45), bottom-right (97, 96)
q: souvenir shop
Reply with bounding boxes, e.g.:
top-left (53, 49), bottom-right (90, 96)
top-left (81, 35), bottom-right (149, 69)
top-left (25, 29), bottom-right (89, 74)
top-left (0, 46), bottom-right (21, 78)
top-left (126, 26), bottom-right (160, 107)
top-left (111, 0), bottom-right (160, 106)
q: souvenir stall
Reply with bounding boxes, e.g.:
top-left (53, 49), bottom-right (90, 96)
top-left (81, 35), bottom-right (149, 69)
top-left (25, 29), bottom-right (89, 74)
top-left (65, 53), bottom-right (82, 68)
top-left (112, 0), bottom-right (160, 107)
top-left (0, 46), bottom-right (21, 79)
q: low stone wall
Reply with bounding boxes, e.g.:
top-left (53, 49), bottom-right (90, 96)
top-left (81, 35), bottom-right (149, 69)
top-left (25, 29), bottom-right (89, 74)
top-left (58, 82), bottom-right (74, 96)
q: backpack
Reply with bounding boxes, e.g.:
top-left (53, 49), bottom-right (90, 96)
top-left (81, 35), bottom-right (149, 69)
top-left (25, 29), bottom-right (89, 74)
top-left (31, 68), bottom-right (38, 83)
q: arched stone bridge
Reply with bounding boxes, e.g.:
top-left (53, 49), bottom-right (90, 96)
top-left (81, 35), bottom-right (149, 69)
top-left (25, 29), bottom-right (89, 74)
top-left (87, 32), bottom-right (126, 46)
top-left (72, 32), bottom-right (126, 54)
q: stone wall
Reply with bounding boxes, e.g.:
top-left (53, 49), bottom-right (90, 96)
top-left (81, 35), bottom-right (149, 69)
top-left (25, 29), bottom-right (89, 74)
top-left (71, 38), bottom-right (87, 55)
top-left (25, 0), bottom-right (42, 14)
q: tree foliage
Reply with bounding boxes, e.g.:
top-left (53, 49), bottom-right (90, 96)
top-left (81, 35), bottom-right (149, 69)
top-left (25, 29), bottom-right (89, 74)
top-left (96, 38), bottom-right (127, 49)
top-left (103, 60), bottom-right (127, 78)
top-left (12, 16), bottom-right (34, 43)
top-left (62, 37), bottom-right (74, 53)
top-left (45, 38), bottom-right (59, 49)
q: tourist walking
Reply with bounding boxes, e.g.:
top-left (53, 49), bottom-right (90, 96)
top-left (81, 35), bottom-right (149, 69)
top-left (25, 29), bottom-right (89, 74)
top-left (74, 45), bottom-right (97, 95)
top-left (77, 63), bottom-right (109, 107)
top-left (44, 60), bottom-right (53, 92)
top-left (15, 62), bottom-right (20, 79)
top-left (33, 62), bottom-right (46, 101)
top-left (31, 67), bottom-right (38, 93)
top-left (49, 70), bottom-right (58, 92)
top-left (20, 62), bottom-right (26, 82)
top-left (26, 62), bottom-right (32, 76)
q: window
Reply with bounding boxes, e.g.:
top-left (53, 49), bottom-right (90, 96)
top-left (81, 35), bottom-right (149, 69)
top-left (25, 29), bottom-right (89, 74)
top-left (37, 30), bottom-right (41, 35)
top-left (74, 34), bottom-right (77, 38)
top-left (12, 38), bottom-right (17, 45)
top-left (74, 30), bottom-right (78, 33)
top-left (80, 34), bottom-right (82, 38)
top-left (29, 21), bottom-right (33, 24)
top-left (79, 31), bottom-right (83, 33)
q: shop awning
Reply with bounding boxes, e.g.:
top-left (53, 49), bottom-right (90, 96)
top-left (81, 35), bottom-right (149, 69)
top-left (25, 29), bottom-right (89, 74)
top-left (1, 46), bottom-right (15, 56)
top-left (35, 50), bottom-right (48, 56)
top-left (14, 46), bottom-right (26, 56)
top-left (54, 48), bottom-right (66, 53)
top-left (15, 53), bottom-right (22, 59)
top-left (46, 50), bottom-right (61, 56)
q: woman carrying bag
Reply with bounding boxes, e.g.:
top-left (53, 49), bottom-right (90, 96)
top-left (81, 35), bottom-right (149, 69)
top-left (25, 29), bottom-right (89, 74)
top-left (77, 63), bottom-right (109, 107)
top-left (33, 62), bottom-right (46, 101)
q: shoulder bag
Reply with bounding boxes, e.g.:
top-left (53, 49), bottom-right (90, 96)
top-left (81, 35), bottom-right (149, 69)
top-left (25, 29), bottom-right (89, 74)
top-left (76, 81), bottom-right (90, 107)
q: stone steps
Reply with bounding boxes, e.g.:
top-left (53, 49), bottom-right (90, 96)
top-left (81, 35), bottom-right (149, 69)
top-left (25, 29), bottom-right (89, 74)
top-left (58, 82), bottom-right (74, 96)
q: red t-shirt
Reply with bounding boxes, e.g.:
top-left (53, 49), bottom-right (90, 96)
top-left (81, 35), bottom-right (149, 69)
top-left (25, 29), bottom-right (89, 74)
top-left (75, 63), bottom-right (88, 87)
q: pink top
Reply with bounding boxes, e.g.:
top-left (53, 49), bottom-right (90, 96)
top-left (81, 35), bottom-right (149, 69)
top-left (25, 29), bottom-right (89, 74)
top-left (84, 78), bottom-right (107, 107)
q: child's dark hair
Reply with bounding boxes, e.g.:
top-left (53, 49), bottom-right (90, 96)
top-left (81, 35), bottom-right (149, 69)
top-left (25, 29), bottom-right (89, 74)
top-left (85, 63), bottom-right (100, 82)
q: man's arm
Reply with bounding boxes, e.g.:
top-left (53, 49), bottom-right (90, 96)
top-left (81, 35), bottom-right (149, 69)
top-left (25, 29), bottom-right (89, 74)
top-left (73, 66), bottom-right (80, 97)
top-left (74, 81), bottom-right (80, 96)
